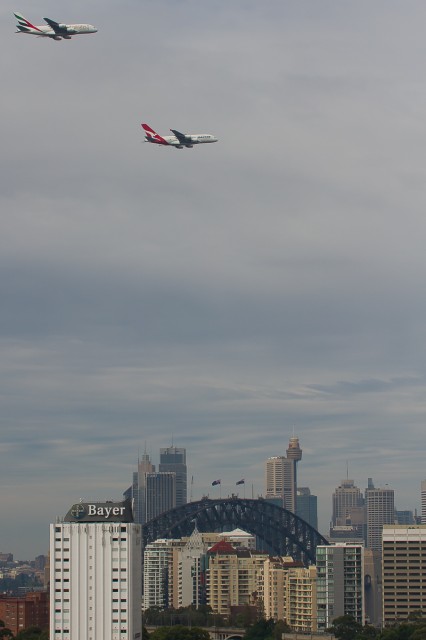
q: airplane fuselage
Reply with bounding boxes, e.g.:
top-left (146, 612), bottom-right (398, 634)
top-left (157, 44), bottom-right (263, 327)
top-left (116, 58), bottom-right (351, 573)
top-left (14, 15), bottom-right (97, 39)
top-left (142, 123), bottom-right (218, 149)
top-left (146, 134), bottom-right (218, 148)
top-left (17, 25), bottom-right (97, 37)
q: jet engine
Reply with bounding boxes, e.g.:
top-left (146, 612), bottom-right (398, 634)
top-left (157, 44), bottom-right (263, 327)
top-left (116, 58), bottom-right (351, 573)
top-left (185, 145), bottom-right (193, 148)
top-left (52, 35), bottom-right (62, 40)
top-left (62, 35), bottom-right (72, 39)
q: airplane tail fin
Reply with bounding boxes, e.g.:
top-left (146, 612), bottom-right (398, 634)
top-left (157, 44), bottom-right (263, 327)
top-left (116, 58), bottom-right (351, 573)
top-left (14, 12), bottom-right (42, 32)
top-left (141, 123), bottom-right (168, 145)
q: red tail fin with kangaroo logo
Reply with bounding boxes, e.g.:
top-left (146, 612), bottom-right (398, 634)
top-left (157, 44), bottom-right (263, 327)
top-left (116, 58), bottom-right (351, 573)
top-left (141, 123), bottom-right (168, 145)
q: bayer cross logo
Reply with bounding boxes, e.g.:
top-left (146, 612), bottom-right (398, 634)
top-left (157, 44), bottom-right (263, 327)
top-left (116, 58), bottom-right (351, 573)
top-left (70, 504), bottom-right (87, 520)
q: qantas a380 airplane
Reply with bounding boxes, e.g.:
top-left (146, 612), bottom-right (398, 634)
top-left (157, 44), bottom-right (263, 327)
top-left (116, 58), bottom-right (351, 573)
top-left (142, 123), bottom-right (218, 149)
top-left (14, 13), bottom-right (97, 40)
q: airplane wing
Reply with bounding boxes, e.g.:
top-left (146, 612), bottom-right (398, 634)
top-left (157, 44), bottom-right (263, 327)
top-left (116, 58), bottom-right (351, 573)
top-left (43, 17), bottom-right (67, 33)
top-left (170, 129), bottom-right (191, 144)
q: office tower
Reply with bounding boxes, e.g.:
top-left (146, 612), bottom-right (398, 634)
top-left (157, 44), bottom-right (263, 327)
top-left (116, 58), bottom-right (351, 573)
top-left (50, 500), bottom-right (141, 640)
top-left (265, 436), bottom-right (302, 513)
top-left (395, 510), bottom-right (415, 525)
top-left (265, 456), bottom-right (296, 512)
top-left (382, 525), bottom-right (426, 624)
top-left (126, 452), bottom-right (155, 525)
top-left (123, 451), bottom-right (155, 525)
top-left (316, 543), bottom-right (365, 631)
top-left (330, 479), bottom-right (366, 542)
top-left (296, 487), bottom-right (318, 530)
top-left (159, 446), bottom-right (187, 507)
top-left (422, 481), bottom-right (426, 524)
top-left (145, 472), bottom-right (176, 521)
top-left (332, 479), bottom-right (364, 526)
top-left (365, 479), bottom-right (395, 550)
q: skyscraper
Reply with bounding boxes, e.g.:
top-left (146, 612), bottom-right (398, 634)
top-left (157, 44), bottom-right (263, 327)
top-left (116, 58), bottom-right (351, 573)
top-left (159, 447), bottom-right (187, 507)
top-left (145, 472), bottom-right (176, 521)
top-left (265, 456), bottom-right (295, 511)
top-left (365, 478), bottom-right (395, 550)
top-left (130, 451), bottom-right (155, 525)
top-left (265, 436), bottom-right (302, 513)
top-left (332, 479), bottom-right (364, 526)
top-left (296, 487), bottom-right (318, 530)
top-left (421, 480), bottom-right (426, 524)
top-left (50, 500), bottom-right (141, 640)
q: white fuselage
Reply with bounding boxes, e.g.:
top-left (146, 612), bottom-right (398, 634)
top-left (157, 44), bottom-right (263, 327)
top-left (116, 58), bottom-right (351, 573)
top-left (163, 134), bottom-right (218, 146)
top-left (18, 24), bottom-right (97, 38)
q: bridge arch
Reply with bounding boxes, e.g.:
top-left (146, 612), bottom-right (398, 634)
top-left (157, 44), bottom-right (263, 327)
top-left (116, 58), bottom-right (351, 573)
top-left (142, 497), bottom-right (328, 565)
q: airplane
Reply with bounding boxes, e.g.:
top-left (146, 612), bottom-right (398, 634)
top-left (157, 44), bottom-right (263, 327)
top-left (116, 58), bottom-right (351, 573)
top-left (14, 13), bottom-right (97, 40)
top-left (142, 123), bottom-right (218, 149)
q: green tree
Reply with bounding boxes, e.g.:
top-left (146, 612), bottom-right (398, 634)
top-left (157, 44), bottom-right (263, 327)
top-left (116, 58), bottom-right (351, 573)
top-left (328, 615), bottom-right (364, 640)
top-left (273, 620), bottom-right (291, 640)
top-left (244, 618), bottom-right (276, 640)
top-left (150, 625), bottom-right (211, 640)
top-left (142, 626), bottom-right (150, 640)
top-left (0, 620), bottom-right (14, 640)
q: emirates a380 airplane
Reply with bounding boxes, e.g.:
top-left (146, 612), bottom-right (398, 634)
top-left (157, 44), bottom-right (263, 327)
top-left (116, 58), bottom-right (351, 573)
top-left (14, 13), bottom-right (97, 40)
top-left (142, 123), bottom-right (218, 149)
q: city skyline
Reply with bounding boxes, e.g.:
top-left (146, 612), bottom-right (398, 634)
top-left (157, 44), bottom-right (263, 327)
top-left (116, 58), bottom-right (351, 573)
top-left (2, 0), bottom-right (426, 559)
top-left (1, 435), bottom-right (423, 559)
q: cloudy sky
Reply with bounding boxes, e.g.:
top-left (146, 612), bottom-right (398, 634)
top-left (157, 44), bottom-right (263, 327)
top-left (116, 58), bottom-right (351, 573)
top-left (1, 0), bottom-right (426, 559)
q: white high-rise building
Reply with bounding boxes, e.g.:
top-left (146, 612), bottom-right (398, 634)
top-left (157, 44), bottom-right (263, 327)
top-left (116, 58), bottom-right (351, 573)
top-left (143, 538), bottom-right (184, 610)
top-left (50, 500), bottom-right (141, 640)
top-left (265, 456), bottom-right (296, 511)
top-left (265, 437), bottom-right (302, 512)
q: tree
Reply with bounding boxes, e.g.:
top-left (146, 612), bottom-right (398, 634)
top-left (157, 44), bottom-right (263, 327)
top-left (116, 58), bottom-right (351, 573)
top-left (0, 620), bottom-right (13, 640)
top-left (150, 625), bottom-right (211, 640)
top-left (273, 620), bottom-right (291, 640)
top-left (244, 618), bottom-right (276, 640)
top-left (327, 615), bottom-right (364, 640)
top-left (142, 626), bottom-right (150, 640)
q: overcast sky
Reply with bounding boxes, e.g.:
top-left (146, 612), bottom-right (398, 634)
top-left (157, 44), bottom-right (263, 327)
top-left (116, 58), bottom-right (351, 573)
top-left (1, 0), bottom-right (426, 559)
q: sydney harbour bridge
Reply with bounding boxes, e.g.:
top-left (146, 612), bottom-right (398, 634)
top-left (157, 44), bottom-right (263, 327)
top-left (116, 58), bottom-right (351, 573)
top-left (142, 497), bottom-right (328, 566)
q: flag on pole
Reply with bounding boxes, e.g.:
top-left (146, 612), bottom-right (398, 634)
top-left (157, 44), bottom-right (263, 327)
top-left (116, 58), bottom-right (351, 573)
top-left (212, 479), bottom-right (221, 486)
top-left (236, 479), bottom-right (245, 485)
